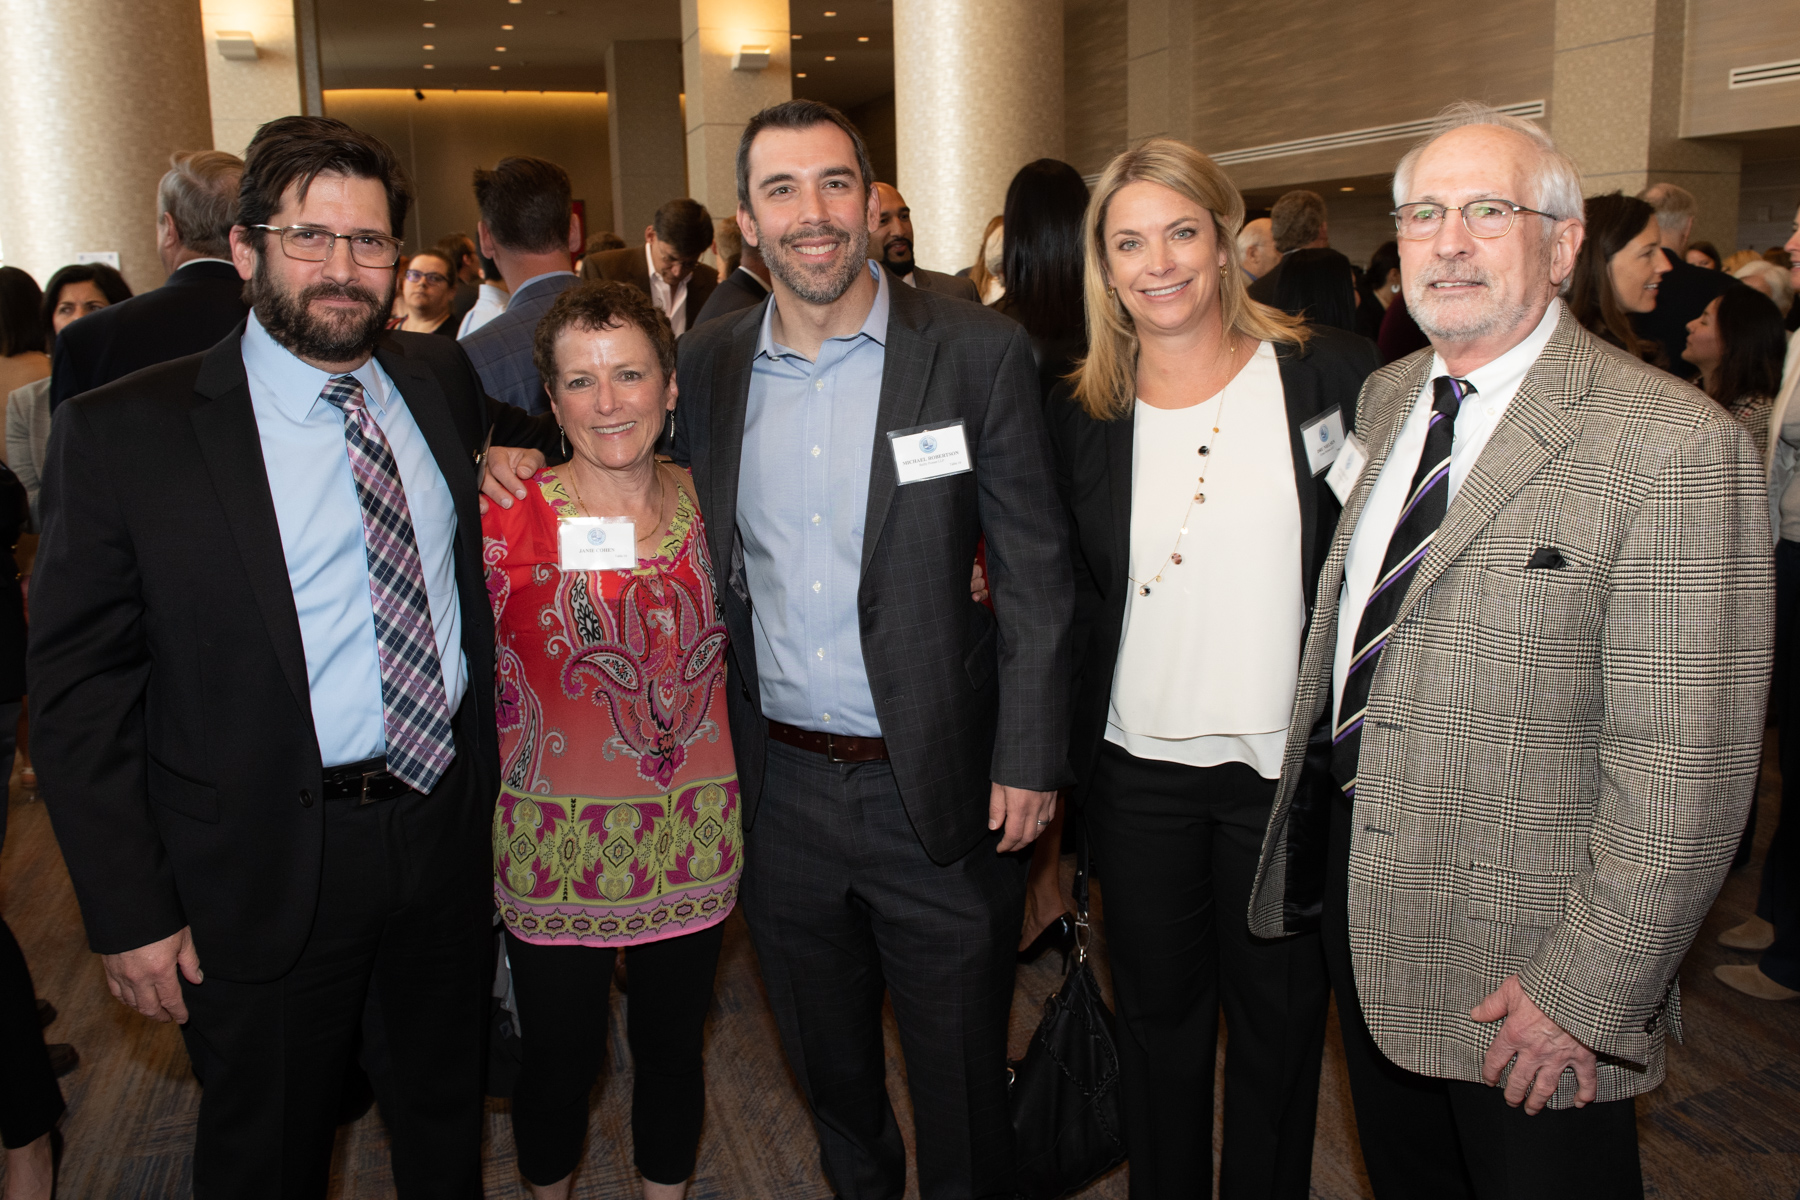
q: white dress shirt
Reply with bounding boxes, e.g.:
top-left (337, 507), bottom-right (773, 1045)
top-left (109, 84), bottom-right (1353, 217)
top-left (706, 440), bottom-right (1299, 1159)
top-left (647, 242), bottom-right (690, 337)
top-left (457, 281), bottom-right (508, 338)
top-left (241, 310), bottom-right (467, 767)
top-left (1106, 341), bottom-right (1305, 778)
top-left (1332, 299), bottom-right (1563, 717)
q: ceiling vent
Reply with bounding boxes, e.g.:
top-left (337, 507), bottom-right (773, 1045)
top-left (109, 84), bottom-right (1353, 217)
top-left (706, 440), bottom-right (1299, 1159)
top-left (1209, 101), bottom-right (1547, 167)
top-left (1729, 60), bottom-right (1800, 90)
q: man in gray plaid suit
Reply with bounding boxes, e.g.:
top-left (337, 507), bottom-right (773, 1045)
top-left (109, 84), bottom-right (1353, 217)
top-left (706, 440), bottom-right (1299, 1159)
top-left (1249, 102), bottom-right (1773, 1197)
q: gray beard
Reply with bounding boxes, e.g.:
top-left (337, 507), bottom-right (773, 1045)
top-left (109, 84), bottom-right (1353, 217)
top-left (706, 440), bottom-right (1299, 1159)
top-left (757, 218), bottom-right (870, 306)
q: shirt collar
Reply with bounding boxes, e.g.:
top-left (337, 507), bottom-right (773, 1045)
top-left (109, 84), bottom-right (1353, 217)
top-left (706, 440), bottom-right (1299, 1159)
top-left (175, 257), bottom-right (236, 272)
top-left (1430, 298), bottom-right (1564, 400)
top-left (755, 259), bottom-right (890, 360)
top-left (513, 269), bottom-right (577, 298)
top-left (242, 307), bottom-right (395, 423)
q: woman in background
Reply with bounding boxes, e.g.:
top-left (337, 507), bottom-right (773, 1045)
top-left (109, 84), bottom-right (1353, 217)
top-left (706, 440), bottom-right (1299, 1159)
top-left (1568, 192), bottom-right (1670, 363)
top-left (389, 249), bottom-right (460, 336)
top-left (1687, 240), bottom-right (1723, 271)
top-left (968, 215), bottom-right (1006, 305)
top-left (0, 269), bottom-right (47, 408)
top-left (1682, 285), bottom-right (1787, 461)
top-left (1354, 240), bottom-right (1401, 341)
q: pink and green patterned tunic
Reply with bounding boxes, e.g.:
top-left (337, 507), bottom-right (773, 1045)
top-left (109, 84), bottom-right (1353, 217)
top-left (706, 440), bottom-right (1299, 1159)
top-left (482, 466), bottom-right (741, 947)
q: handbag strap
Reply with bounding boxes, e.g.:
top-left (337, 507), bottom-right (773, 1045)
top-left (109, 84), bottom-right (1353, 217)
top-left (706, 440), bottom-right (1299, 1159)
top-left (1073, 804), bottom-right (1091, 965)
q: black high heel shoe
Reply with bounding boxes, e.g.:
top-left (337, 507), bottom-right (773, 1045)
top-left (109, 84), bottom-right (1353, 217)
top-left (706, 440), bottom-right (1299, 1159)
top-left (1016, 912), bottom-right (1077, 970)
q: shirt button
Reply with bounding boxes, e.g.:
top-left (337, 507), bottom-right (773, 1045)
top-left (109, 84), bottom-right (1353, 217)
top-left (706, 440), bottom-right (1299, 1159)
top-left (811, 445), bottom-right (821, 457)
top-left (812, 513), bottom-right (821, 525)
top-left (814, 379), bottom-right (824, 391)
top-left (816, 647), bottom-right (825, 659)
top-left (812, 580), bottom-right (822, 592)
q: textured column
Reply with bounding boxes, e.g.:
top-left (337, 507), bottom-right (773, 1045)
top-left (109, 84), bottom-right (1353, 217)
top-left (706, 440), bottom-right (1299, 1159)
top-left (1551, 0), bottom-right (1740, 249)
top-left (608, 40), bottom-right (689, 237)
top-left (200, 0), bottom-right (305, 156)
top-left (894, 0), bottom-right (1065, 274)
top-left (681, 0), bottom-right (791, 219)
top-left (0, 0), bottom-right (214, 291)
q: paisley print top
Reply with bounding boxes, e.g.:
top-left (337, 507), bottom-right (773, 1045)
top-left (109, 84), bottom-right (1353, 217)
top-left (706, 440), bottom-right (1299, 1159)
top-left (482, 466), bottom-right (740, 947)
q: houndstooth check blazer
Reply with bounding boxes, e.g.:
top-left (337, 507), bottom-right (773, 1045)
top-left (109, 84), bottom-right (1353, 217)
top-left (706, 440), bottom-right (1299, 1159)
top-left (1247, 304), bottom-right (1774, 1106)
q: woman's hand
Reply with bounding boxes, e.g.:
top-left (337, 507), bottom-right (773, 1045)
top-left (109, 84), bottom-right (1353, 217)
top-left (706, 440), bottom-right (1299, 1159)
top-left (478, 446), bottom-right (546, 513)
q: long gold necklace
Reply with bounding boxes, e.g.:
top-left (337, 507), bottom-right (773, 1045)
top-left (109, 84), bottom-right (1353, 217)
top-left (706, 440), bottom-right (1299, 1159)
top-left (1127, 342), bottom-right (1238, 598)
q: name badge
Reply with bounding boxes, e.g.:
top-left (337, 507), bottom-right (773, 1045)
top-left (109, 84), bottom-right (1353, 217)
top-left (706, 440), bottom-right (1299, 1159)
top-left (1325, 432), bottom-right (1368, 505)
top-left (888, 420), bottom-right (972, 485)
top-left (1300, 405), bottom-right (1347, 476)
top-left (557, 517), bottom-right (636, 571)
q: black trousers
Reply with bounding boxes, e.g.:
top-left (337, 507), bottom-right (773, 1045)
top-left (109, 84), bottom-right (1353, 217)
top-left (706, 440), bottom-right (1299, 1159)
top-left (178, 747), bottom-right (492, 1199)
top-left (1085, 741), bottom-right (1328, 1200)
top-left (1322, 796), bottom-right (1643, 1200)
top-left (0, 704), bottom-right (61, 1151)
top-left (505, 920), bottom-right (725, 1186)
top-left (740, 740), bottom-right (1026, 1200)
top-left (1760, 539), bottom-right (1800, 988)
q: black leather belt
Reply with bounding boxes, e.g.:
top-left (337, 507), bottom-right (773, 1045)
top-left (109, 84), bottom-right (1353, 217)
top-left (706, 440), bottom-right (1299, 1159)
top-left (321, 756), bottom-right (411, 804)
top-left (767, 720), bottom-right (889, 763)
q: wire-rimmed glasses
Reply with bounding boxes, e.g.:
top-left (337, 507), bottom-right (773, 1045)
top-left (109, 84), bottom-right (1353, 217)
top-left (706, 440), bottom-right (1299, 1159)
top-left (1391, 200), bottom-right (1556, 241)
top-left (252, 224), bottom-right (405, 268)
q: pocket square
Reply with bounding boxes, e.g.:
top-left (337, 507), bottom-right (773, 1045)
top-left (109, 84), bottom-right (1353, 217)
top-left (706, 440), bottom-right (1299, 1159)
top-left (1525, 547), bottom-right (1567, 570)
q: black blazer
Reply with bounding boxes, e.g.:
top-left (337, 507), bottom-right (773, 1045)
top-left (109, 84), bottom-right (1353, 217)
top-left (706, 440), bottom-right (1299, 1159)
top-left (1630, 248), bottom-right (1735, 380)
top-left (29, 324), bottom-right (503, 981)
top-left (50, 260), bottom-right (250, 412)
top-left (672, 280), bottom-right (1074, 864)
top-left (1047, 325), bottom-right (1379, 796)
top-left (580, 247), bottom-right (720, 331)
top-left (691, 267), bottom-right (770, 328)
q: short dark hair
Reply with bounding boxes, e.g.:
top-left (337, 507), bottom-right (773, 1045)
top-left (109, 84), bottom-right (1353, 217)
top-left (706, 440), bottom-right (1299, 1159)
top-left (435, 232), bottom-right (476, 270)
top-left (1360, 239), bottom-right (1401, 296)
top-left (1271, 190), bottom-right (1328, 253)
top-left (736, 99), bottom-right (874, 210)
top-left (1709, 284), bottom-right (1788, 408)
top-left (653, 198), bottom-right (715, 258)
top-left (238, 116), bottom-right (412, 245)
top-left (586, 231), bottom-right (627, 256)
top-left (532, 280), bottom-right (676, 397)
top-left (40, 263), bottom-right (133, 349)
top-left (0, 267), bottom-right (44, 358)
top-left (474, 157), bottom-right (572, 254)
top-left (407, 249), bottom-right (456, 279)
top-left (1568, 192), bottom-right (1658, 358)
top-left (1000, 158), bottom-right (1090, 348)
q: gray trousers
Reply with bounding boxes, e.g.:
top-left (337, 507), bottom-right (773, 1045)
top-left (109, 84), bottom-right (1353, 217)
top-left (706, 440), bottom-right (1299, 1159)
top-left (741, 739), bottom-right (1026, 1200)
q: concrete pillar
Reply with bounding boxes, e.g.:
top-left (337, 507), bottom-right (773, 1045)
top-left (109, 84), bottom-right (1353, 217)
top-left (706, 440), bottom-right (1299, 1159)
top-left (1126, 0), bottom-right (1192, 146)
top-left (608, 40), bottom-right (689, 238)
top-left (199, 0), bottom-right (306, 156)
top-left (681, 0), bottom-right (791, 221)
top-left (1551, 0), bottom-right (1741, 250)
top-left (894, 0), bottom-right (1065, 274)
top-left (0, 0), bottom-right (214, 291)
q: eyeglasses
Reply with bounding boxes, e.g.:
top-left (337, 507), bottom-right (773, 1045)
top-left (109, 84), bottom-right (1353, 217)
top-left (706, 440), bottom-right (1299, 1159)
top-left (1390, 199), bottom-right (1556, 241)
top-left (252, 224), bottom-right (405, 268)
top-left (404, 269), bottom-right (450, 287)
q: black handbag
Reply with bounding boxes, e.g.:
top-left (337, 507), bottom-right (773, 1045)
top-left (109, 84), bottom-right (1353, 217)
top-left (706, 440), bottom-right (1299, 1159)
top-left (1008, 831), bottom-right (1126, 1199)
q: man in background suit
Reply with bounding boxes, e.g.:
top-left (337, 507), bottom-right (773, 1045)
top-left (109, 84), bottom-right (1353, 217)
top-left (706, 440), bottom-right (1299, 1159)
top-left (872, 182), bottom-right (983, 303)
top-left (1631, 183), bottom-right (1734, 380)
top-left (51, 150), bottom-right (248, 412)
top-left (1249, 104), bottom-right (1771, 1198)
top-left (459, 155), bottom-right (584, 414)
top-left (1238, 216), bottom-right (1279, 282)
top-left (692, 233), bottom-right (771, 328)
top-left (579, 197), bottom-right (719, 335)
top-left (1247, 189), bottom-right (1330, 309)
top-left (31, 115), bottom-right (538, 1198)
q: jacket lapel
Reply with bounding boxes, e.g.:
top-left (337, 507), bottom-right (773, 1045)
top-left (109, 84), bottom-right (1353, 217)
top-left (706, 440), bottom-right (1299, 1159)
top-left (860, 289), bottom-right (935, 576)
top-left (188, 328), bottom-right (314, 725)
top-left (1104, 409), bottom-right (1134, 597)
top-left (707, 313), bottom-right (759, 580)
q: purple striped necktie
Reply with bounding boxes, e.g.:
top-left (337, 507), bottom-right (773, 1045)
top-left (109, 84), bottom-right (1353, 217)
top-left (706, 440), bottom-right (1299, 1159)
top-left (1330, 374), bottom-right (1472, 802)
top-left (321, 375), bottom-right (455, 793)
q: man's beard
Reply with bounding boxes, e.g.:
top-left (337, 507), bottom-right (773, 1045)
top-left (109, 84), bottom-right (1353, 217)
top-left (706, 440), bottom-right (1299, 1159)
top-left (755, 217), bottom-right (871, 305)
top-left (882, 236), bottom-right (915, 276)
top-left (248, 254), bottom-right (391, 364)
top-left (1405, 260), bottom-right (1536, 344)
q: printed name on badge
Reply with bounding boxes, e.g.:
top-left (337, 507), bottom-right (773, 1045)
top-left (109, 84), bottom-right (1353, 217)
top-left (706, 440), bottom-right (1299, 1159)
top-left (1325, 432), bottom-right (1368, 505)
top-left (888, 420), bottom-right (972, 485)
top-left (1300, 406), bottom-right (1347, 476)
top-left (557, 517), bottom-right (636, 572)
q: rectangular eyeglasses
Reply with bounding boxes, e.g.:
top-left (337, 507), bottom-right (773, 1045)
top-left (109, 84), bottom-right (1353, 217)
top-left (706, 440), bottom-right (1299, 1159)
top-left (252, 224), bottom-right (405, 268)
top-left (1391, 199), bottom-right (1555, 241)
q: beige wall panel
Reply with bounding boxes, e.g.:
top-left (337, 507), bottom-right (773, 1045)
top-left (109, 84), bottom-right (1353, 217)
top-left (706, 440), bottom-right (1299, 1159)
top-left (895, 0), bottom-right (1065, 274)
top-left (681, 0), bottom-right (792, 217)
top-left (0, 0), bottom-right (213, 291)
top-left (200, 0), bottom-right (305, 157)
top-left (1552, 36), bottom-right (1659, 186)
top-left (608, 40), bottom-right (689, 238)
top-left (1682, 0), bottom-right (1800, 138)
top-left (1065, 0), bottom-right (1129, 178)
top-left (322, 90), bottom-right (612, 253)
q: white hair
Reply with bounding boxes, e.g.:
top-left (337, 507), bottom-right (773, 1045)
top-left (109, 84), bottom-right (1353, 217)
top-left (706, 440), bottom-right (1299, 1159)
top-left (1735, 259), bottom-right (1795, 316)
top-left (1392, 101), bottom-right (1585, 223)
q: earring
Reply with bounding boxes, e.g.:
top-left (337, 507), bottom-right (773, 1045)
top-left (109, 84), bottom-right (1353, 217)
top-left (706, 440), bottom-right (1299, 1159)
top-left (1106, 286), bottom-right (1117, 300)
top-left (1390, 283), bottom-right (1400, 293)
top-left (559, 425), bottom-right (567, 458)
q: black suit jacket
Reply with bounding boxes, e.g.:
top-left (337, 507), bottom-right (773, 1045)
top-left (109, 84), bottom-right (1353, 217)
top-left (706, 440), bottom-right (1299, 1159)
top-left (50, 260), bottom-right (249, 412)
top-left (1047, 325), bottom-right (1378, 795)
top-left (579, 246), bottom-right (720, 331)
top-left (29, 324), bottom-right (503, 982)
top-left (672, 281), bottom-right (1073, 864)
top-left (1632, 248), bottom-right (1735, 379)
top-left (692, 267), bottom-right (770, 328)
top-left (1246, 258), bottom-right (1284, 308)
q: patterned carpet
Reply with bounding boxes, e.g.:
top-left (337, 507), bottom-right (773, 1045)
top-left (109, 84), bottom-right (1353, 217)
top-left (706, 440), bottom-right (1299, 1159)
top-left (2, 736), bottom-right (1797, 1198)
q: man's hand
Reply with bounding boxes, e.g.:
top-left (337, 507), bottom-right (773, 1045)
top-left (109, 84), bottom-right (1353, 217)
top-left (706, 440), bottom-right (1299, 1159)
top-left (102, 926), bottom-right (203, 1024)
top-left (1471, 974), bottom-right (1599, 1114)
top-left (970, 559), bottom-right (989, 604)
top-left (478, 446), bottom-right (546, 514)
top-left (989, 783), bottom-right (1056, 853)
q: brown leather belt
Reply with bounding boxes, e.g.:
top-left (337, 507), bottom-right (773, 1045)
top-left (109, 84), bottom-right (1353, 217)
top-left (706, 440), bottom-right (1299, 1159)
top-left (767, 720), bottom-right (889, 763)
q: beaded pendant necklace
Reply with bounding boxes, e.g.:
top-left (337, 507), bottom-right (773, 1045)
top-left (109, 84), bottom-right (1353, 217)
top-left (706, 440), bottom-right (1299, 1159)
top-left (1127, 343), bottom-right (1238, 598)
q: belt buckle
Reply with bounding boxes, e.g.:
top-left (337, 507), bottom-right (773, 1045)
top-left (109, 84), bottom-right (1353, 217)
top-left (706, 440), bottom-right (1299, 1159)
top-left (822, 733), bottom-right (848, 764)
top-left (359, 770), bottom-right (383, 805)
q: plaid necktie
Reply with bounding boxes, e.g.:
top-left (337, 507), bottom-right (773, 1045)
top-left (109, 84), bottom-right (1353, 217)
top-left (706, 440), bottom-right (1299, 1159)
top-left (1331, 374), bottom-right (1473, 802)
top-left (321, 375), bottom-right (455, 793)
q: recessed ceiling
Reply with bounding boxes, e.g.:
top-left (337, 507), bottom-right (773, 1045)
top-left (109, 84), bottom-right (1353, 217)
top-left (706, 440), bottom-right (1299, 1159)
top-left (789, 0), bottom-right (893, 113)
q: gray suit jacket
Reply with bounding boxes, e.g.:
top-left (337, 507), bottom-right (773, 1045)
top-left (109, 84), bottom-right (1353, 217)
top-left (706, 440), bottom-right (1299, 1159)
top-left (459, 272), bottom-right (580, 415)
top-left (1248, 306), bottom-right (1773, 1105)
top-left (671, 279), bottom-right (1073, 863)
top-left (908, 266), bottom-right (981, 305)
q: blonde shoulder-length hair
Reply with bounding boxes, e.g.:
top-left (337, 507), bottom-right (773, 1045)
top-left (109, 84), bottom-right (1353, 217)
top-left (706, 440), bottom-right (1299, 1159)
top-left (1072, 138), bottom-right (1307, 421)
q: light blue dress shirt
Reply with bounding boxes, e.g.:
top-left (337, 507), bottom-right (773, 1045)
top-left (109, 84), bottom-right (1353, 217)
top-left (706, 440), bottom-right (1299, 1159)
top-left (737, 261), bottom-right (891, 736)
top-left (241, 311), bottom-right (468, 767)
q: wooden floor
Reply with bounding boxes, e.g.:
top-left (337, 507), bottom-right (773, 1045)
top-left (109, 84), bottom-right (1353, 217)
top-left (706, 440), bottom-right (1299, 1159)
top-left (2, 736), bottom-right (1798, 1199)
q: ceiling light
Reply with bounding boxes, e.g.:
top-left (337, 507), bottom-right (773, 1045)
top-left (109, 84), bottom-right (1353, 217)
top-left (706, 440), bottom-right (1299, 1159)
top-left (795, 71), bottom-right (807, 78)
top-left (490, 64), bottom-right (501, 70)
top-left (857, 35), bottom-right (869, 41)
top-left (423, 63), bottom-right (435, 69)
top-left (824, 9), bottom-right (836, 15)
top-left (215, 31), bottom-right (257, 60)
top-left (502, 24), bottom-right (513, 30)
top-left (1340, 185), bottom-right (1355, 191)
top-left (824, 55), bottom-right (836, 61)
top-left (423, 43), bottom-right (434, 49)
top-left (791, 32), bottom-right (802, 38)
top-left (496, 46), bottom-right (507, 51)
top-left (423, 21), bottom-right (435, 27)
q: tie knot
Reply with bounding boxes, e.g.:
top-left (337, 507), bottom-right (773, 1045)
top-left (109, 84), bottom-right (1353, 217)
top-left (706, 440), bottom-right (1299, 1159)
top-left (1432, 374), bottom-right (1472, 420)
top-left (322, 375), bottom-right (365, 414)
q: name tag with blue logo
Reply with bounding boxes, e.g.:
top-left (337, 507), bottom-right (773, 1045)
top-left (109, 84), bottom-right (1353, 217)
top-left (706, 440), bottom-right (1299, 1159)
top-left (557, 517), bottom-right (636, 571)
top-left (1300, 405), bottom-right (1346, 476)
top-left (888, 420), bottom-right (972, 485)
